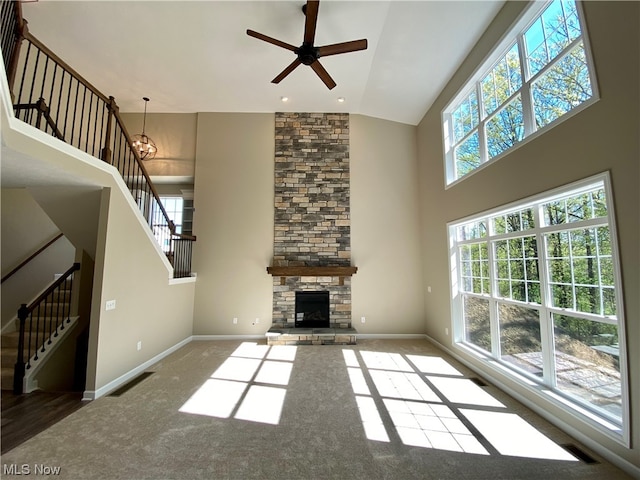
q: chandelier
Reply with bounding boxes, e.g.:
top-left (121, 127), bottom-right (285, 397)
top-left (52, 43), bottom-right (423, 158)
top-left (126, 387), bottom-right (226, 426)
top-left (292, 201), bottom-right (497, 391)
top-left (132, 97), bottom-right (157, 160)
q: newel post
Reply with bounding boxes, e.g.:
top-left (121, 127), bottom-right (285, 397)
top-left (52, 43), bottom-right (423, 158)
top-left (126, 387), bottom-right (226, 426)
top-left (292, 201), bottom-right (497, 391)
top-left (13, 303), bottom-right (28, 394)
top-left (101, 95), bottom-right (117, 164)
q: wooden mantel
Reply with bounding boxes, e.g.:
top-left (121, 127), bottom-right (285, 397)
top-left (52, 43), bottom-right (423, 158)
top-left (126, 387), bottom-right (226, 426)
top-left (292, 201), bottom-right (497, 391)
top-left (267, 266), bottom-right (357, 285)
top-left (267, 266), bottom-right (357, 277)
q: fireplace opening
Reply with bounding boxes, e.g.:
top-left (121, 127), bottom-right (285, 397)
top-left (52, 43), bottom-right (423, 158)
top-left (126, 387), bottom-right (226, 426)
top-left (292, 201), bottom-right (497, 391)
top-left (295, 291), bottom-right (330, 328)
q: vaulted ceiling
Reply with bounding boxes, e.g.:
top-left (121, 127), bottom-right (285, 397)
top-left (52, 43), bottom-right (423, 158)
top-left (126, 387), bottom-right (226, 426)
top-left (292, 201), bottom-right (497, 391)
top-left (21, 1), bottom-right (505, 126)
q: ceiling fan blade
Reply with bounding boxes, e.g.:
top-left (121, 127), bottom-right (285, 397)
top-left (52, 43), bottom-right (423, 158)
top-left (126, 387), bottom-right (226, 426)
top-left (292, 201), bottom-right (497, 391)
top-left (272, 58), bottom-right (303, 84)
top-left (303, 1), bottom-right (320, 44)
top-left (310, 60), bottom-right (336, 90)
top-left (318, 39), bottom-right (368, 57)
top-left (247, 29), bottom-right (297, 52)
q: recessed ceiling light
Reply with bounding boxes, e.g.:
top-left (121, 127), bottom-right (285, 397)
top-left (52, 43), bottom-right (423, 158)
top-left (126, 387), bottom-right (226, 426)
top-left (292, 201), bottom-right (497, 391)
top-left (337, 97), bottom-right (345, 103)
top-left (281, 96), bottom-right (289, 102)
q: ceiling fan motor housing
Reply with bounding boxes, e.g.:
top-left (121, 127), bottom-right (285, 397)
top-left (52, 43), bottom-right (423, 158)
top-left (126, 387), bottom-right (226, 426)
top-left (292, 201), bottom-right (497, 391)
top-left (297, 43), bottom-right (320, 65)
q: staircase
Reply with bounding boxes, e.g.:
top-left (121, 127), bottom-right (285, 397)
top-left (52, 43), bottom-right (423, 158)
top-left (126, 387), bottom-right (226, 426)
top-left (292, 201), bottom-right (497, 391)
top-left (1, 1), bottom-right (195, 280)
top-left (1, 331), bottom-right (22, 389)
top-left (2, 269), bottom-right (78, 393)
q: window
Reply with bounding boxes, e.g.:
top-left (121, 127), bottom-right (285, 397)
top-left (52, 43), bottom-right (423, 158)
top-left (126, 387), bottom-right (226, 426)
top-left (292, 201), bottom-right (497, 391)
top-left (152, 196), bottom-right (184, 253)
top-left (160, 196), bottom-right (184, 234)
top-left (443, 0), bottom-right (598, 186)
top-left (448, 173), bottom-right (628, 442)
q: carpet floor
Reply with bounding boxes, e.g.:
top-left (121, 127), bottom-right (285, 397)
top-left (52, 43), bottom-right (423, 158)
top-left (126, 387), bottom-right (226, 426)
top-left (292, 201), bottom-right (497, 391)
top-left (0, 338), bottom-right (632, 479)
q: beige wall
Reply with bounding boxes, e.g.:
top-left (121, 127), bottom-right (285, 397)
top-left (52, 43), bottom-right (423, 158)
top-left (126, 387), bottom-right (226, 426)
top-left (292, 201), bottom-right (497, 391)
top-left (192, 113), bottom-right (275, 335)
top-left (89, 186), bottom-right (195, 391)
top-left (351, 115), bottom-right (426, 334)
top-left (2, 96), bottom-right (196, 396)
top-left (191, 112), bottom-right (427, 335)
top-left (416, 1), bottom-right (639, 470)
top-left (120, 112), bottom-right (197, 181)
top-left (28, 186), bottom-right (103, 260)
top-left (1, 188), bottom-right (64, 271)
top-left (1, 188), bottom-right (75, 328)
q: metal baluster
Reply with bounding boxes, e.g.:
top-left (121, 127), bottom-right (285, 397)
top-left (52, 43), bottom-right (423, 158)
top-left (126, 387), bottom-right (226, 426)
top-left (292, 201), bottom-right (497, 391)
top-left (26, 48), bottom-right (40, 125)
top-left (32, 304), bottom-right (41, 361)
top-left (16, 41), bottom-right (31, 118)
top-left (47, 61), bottom-right (58, 135)
top-left (70, 78), bottom-right (79, 148)
top-left (53, 287), bottom-right (60, 338)
top-left (79, 84), bottom-right (87, 152)
top-left (62, 70), bottom-right (72, 140)
top-left (44, 290), bottom-right (51, 348)
top-left (66, 273), bottom-right (74, 326)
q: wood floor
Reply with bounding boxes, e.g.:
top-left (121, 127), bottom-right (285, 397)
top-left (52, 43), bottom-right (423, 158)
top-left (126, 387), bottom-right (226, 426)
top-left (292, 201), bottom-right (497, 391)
top-left (1, 390), bottom-right (87, 454)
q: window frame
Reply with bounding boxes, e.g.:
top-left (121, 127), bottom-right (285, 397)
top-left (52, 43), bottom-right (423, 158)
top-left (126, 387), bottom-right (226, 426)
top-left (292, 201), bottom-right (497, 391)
top-left (442, 0), bottom-right (600, 188)
top-left (447, 172), bottom-right (630, 446)
top-left (159, 195), bottom-right (184, 234)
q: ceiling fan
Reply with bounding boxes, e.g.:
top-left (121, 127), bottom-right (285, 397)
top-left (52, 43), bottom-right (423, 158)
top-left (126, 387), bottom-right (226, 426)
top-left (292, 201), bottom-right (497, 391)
top-left (246, 0), bottom-right (368, 90)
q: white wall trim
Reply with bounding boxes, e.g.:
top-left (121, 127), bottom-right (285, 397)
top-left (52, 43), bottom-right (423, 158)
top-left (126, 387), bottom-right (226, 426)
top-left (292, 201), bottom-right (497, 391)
top-left (192, 334), bottom-right (266, 341)
top-left (83, 336), bottom-right (192, 401)
top-left (168, 274), bottom-right (197, 286)
top-left (423, 334), bottom-right (640, 479)
top-left (356, 333), bottom-right (428, 340)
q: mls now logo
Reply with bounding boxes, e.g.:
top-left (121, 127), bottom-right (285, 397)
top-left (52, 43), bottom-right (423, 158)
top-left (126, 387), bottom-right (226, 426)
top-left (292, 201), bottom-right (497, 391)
top-left (3, 464), bottom-right (61, 475)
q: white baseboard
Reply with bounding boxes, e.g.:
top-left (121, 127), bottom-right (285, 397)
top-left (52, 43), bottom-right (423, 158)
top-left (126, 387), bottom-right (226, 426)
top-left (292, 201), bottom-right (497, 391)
top-left (356, 333), bottom-right (428, 340)
top-left (423, 334), bottom-right (640, 479)
top-left (193, 333), bottom-right (429, 341)
top-left (192, 334), bottom-right (266, 341)
top-left (83, 336), bottom-right (192, 400)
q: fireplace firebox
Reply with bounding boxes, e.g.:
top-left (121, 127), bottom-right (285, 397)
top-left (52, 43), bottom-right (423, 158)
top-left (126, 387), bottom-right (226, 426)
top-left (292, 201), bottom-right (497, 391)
top-left (295, 291), bottom-right (330, 328)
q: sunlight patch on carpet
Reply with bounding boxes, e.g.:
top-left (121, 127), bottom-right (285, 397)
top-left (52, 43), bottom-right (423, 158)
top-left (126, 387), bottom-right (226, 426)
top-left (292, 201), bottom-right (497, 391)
top-left (235, 385), bottom-right (286, 425)
top-left (179, 379), bottom-right (246, 418)
top-left (460, 409), bottom-right (578, 461)
top-left (179, 342), bottom-right (295, 425)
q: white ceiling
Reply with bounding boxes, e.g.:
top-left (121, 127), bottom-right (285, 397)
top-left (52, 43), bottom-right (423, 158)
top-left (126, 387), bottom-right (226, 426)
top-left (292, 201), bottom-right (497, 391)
top-left (20, 0), bottom-right (505, 126)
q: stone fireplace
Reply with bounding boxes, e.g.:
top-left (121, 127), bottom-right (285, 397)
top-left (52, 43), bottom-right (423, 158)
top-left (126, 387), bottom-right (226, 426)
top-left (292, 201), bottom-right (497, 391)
top-left (267, 112), bottom-right (357, 345)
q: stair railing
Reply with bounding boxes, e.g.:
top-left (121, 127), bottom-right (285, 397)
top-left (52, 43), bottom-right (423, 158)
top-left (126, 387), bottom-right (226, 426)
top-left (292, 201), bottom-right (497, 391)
top-left (14, 262), bottom-right (80, 394)
top-left (1, 1), bottom-right (195, 278)
top-left (1, 232), bottom-right (64, 284)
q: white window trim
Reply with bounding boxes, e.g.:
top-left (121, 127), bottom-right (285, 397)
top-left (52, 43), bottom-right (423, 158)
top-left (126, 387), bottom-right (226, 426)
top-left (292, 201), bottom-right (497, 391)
top-left (447, 172), bottom-right (630, 446)
top-left (442, 0), bottom-right (600, 189)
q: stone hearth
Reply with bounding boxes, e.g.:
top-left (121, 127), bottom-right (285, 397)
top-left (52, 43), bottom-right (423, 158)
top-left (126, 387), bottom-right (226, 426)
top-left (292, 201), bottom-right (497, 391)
top-left (266, 327), bottom-right (357, 346)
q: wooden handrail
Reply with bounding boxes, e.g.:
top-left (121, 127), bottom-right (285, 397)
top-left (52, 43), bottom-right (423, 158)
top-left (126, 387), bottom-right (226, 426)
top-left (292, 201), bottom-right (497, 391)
top-left (5, 1), bottom-right (24, 90)
top-left (111, 108), bottom-right (174, 226)
top-left (112, 109), bottom-right (197, 242)
top-left (25, 262), bottom-right (79, 311)
top-left (21, 29), bottom-right (110, 104)
top-left (1, 232), bottom-right (64, 284)
top-left (2, 5), bottom-right (196, 277)
top-left (14, 262), bottom-right (80, 394)
top-left (173, 233), bottom-right (197, 241)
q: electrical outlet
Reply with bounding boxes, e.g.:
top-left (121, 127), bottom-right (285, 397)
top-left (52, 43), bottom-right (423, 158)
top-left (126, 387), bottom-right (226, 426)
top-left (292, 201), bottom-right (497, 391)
top-left (233, 317), bottom-right (238, 325)
top-left (427, 286), bottom-right (432, 293)
top-left (106, 299), bottom-right (116, 311)
top-left (137, 341), bottom-right (142, 351)
top-left (361, 316), bottom-right (366, 324)
top-left (445, 328), bottom-right (449, 336)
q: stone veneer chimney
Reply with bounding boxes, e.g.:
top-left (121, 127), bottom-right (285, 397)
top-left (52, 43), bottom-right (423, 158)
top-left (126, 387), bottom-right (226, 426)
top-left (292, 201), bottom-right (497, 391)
top-left (270, 112), bottom-right (354, 329)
